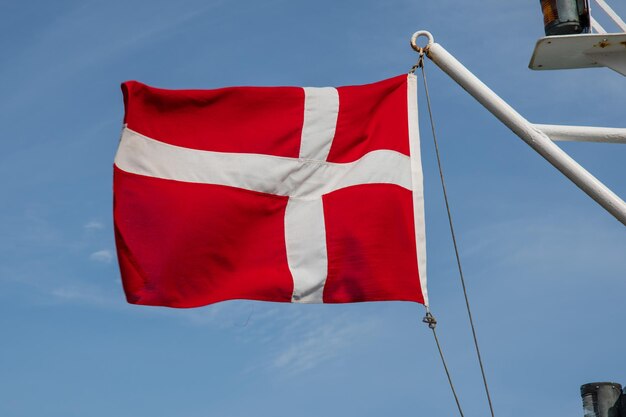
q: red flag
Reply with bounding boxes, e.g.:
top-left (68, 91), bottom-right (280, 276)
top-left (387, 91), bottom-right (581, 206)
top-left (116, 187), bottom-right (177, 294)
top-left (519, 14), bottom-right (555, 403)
top-left (114, 74), bottom-right (427, 307)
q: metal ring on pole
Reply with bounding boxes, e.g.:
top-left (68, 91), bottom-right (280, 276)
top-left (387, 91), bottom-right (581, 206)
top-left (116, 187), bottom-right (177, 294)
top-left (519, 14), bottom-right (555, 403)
top-left (411, 30), bottom-right (434, 54)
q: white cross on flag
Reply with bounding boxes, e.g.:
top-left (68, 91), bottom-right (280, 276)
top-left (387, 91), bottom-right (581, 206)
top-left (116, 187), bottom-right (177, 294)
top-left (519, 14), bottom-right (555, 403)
top-left (114, 74), bottom-right (428, 307)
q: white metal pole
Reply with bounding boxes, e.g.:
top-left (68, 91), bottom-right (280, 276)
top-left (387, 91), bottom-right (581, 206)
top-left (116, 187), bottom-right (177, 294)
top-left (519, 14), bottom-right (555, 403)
top-left (590, 16), bottom-right (608, 34)
top-left (419, 39), bottom-right (626, 225)
top-left (594, 0), bottom-right (626, 32)
top-left (534, 124), bottom-right (626, 144)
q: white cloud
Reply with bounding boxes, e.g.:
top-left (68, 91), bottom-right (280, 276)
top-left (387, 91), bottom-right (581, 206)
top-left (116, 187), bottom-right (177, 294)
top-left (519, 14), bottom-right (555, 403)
top-left (461, 212), bottom-right (625, 280)
top-left (84, 221), bottom-right (104, 231)
top-left (51, 285), bottom-right (122, 308)
top-left (52, 287), bottom-right (95, 300)
top-left (268, 314), bottom-right (379, 376)
top-left (89, 249), bottom-right (113, 263)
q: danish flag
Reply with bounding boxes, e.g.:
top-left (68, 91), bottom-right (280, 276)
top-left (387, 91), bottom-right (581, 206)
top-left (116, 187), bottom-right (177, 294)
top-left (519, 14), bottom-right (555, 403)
top-left (114, 74), bottom-right (428, 307)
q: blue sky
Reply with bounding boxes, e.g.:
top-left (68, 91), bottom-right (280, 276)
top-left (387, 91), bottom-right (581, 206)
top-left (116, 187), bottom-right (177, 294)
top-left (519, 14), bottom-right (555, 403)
top-left (1, 1), bottom-right (625, 416)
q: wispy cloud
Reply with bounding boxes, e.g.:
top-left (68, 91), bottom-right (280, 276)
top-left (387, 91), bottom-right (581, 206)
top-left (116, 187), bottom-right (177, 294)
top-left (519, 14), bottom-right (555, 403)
top-left (0, 1), bottom-right (226, 115)
top-left (270, 317), bottom-right (374, 375)
top-left (461, 212), bottom-right (625, 279)
top-left (51, 285), bottom-right (122, 308)
top-left (84, 221), bottom-right (104, 231)
top-left (89, 249), bottom-right (113, 263)
top-left (164, 302), bottom-right (383, 377)
top-left (172, 302), bottom-right (257, 328)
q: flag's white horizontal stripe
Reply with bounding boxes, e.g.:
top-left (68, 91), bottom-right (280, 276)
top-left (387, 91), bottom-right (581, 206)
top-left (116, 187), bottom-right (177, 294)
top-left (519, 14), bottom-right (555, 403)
top-left (115, 128), bottom-right (412, 199)
top-left (300, 87), bottom-right (338, 161)
top-left (285, 198), bottom-right (328, 303)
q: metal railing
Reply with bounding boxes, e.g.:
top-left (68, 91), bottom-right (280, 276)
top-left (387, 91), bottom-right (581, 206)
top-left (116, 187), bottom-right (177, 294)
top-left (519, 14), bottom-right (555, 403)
top-left (591, 0), bottom-right (626, 33)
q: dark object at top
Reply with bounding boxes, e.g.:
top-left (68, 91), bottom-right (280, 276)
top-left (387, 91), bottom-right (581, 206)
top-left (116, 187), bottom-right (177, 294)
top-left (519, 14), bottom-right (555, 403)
top-left (581, 382), bottom-right (622, 417)
top-left (540, 0), bottom-right (591, 35)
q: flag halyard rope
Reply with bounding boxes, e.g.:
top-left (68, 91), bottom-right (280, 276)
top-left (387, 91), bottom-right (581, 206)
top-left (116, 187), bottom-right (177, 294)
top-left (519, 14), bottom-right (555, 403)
top-left (422, 311), bottom-right (465, 417)
top-left (417, 51), bottom-right (497, 417)
top-left (413, 53), bottom-right (465, 417)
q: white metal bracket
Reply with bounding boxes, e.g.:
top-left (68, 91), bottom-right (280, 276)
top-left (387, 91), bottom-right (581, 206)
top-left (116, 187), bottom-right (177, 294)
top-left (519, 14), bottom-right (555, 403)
top-left (529, 33), bottom-right (626, 76)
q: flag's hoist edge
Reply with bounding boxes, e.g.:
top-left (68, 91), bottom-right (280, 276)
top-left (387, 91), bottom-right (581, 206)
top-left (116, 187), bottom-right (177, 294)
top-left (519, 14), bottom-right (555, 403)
top-left (407, 74), bottom-right (428, 307)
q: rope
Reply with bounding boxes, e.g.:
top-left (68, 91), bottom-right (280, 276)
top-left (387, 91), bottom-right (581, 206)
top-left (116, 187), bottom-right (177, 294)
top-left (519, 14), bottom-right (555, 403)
top-left (418, 56), bottom-right (497, 417)
top-left (423, 312), bottom-right (465, 417)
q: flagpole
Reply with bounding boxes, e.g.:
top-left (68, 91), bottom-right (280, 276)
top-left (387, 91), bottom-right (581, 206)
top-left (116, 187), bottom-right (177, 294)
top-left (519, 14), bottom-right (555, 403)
top-left (411, 31), bottom-right (626, 226)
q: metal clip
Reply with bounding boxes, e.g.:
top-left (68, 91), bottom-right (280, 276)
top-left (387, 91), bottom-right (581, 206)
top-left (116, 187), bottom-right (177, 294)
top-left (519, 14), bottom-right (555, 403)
top-left (410, 30), bottom-right (434, 55)
top-left (409, 30), bottom-right (434, 73)
top-left (422, 311), bottom-right (437, 329)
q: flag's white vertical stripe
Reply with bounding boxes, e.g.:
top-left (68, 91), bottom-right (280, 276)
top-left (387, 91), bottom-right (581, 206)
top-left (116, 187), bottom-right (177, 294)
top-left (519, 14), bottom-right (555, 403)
top-left (407, 74), bottom-right (429, 307)
top-left (285, 86), bottom-right (338, 303)
top-left (285, 198), bottom-right (328, 303)
top-left (299, 87), bottom-right (339, 161)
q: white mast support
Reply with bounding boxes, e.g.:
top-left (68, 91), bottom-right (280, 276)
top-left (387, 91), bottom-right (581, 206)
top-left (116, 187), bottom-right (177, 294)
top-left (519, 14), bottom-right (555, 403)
top-left (590, 16), bottom-right (608, 34)
top-left (412, 34), bottom-right (626, 225)
top-left (534, 124), bottom-right (626, 144)
top-left (594, 0), bottom-right (626, 32)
